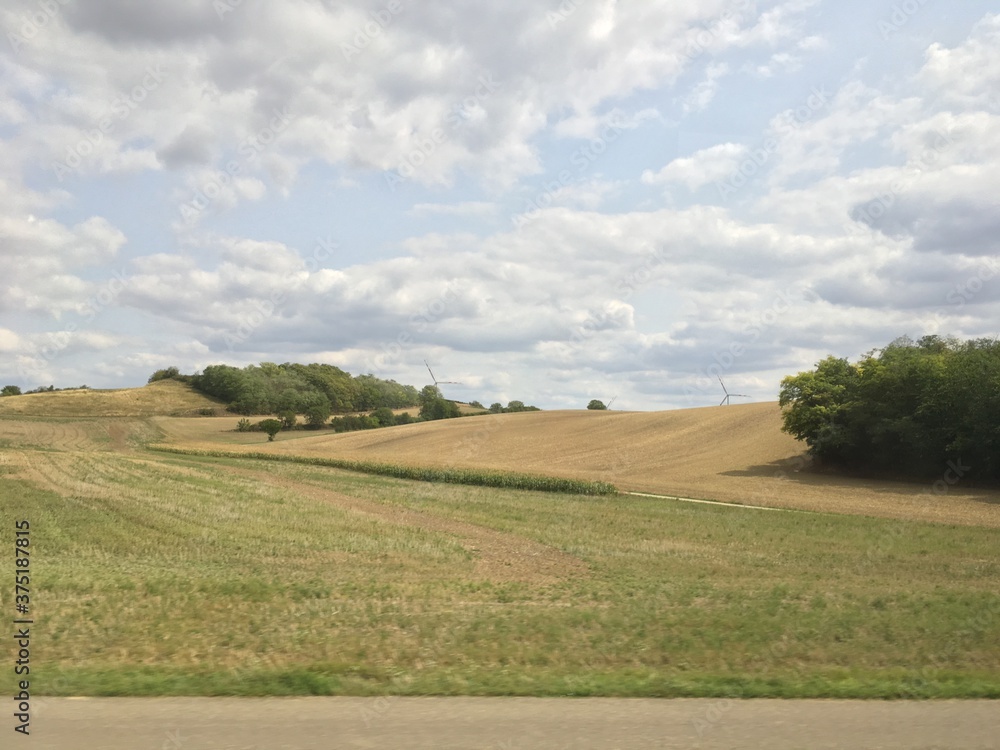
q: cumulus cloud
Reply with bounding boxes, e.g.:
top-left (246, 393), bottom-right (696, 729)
top-left (643, 143), bottom-right (749, 190)
top-left (0, 1), bottom-right (997, 410)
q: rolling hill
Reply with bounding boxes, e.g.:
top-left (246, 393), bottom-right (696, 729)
top-left (0, 379), bottom-right (224, 418)
top-left (155, 402), bottom-right (1000, 527)
top-left (2, 381), bottom-right (996, 526)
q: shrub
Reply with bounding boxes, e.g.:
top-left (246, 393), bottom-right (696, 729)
top-left (370, 407), bottom-right (396, 427)
top-left (258, 419), bottom-right (283, 441)
top-left (148, 367), bottom-right (181, 383)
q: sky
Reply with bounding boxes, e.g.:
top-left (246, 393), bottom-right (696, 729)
top-left (1, 0), bottom-right (998, 411)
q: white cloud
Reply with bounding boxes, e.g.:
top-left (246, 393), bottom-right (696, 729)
top-left (0, 328), bottom-right (22, 352)
top-left (643, 143), bottom-right (749, 190)
top-left (682, 62), bottom-right (729, 113)
top-left (1, 2), bottom-right (998, 410)
top-left (919, 14), bottom-right (1000, 110)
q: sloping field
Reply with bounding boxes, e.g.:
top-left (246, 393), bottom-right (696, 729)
top-left (0, 379), bottom-right (223, 418)
top-left (156, 402), bottom-right (1000, 527)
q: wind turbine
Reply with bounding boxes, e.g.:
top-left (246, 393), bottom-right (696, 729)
top-left (424, 360), bottom-right (460, 392)
top-left (717, 376), bottom-right (749, 406)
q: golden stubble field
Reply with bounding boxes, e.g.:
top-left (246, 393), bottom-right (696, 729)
top-left (0, 380), bottom-right (224, 418)
top-left (154, 402), bottom-right (1000, 528)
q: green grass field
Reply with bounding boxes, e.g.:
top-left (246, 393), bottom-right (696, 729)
top-left (1, 446), bottom-right (997, 698)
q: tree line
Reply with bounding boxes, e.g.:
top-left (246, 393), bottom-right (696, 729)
top-left (151, 362), bottom-right (421, 417)
top-left (150, 363), bottom-right (541, 438)
top-left (779, 335), bottom-right (1000, 483)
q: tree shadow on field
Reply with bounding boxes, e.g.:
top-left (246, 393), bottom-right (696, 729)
top-left (723, 460), bottom-right (1000, 507)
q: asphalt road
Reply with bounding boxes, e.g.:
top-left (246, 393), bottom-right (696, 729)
top-left (15, 697), bottom-right (1000, 749)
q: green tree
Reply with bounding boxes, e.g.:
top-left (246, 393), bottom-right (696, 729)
top-left (147, 367), bottom-right (181, 383)
top-left (419, 385), bottom-right (460, 421)
top-left (304, 396), bottom-right (332, 429)
top-left (279, 410), bottom-right (298, 429)
top-left (1, 385), bottom-right (22, 397)
top-left (587, 399), bottom-right (607, 410)
top-left (258, 418), bottom-right (282, 441)
top-left (370, 407), bottom-right (396, 427)
top-left (779, 336), bottom-right (1000, 482)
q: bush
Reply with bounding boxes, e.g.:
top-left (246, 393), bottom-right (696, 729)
top-left (236, 418), bottom-right (253, 432)
top-left (148, 367), bottom-right (181, 383)
top-left (258, 419), bottom-right (283, 441)
top-left (1, 385), bottom-right (22, 397)
top-left (370, 407), bottom-right (396, 427)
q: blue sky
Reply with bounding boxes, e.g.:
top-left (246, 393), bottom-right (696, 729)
top-left (1, 0), bottom-right (998, 410)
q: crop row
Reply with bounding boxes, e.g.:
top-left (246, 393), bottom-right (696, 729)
top-left (148, 447), bottom-right (619, 495)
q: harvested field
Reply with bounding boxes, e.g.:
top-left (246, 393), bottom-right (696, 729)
top-left (2, 388), bottom-right (998, 699)
top-left (0, 379), bottom-right (224, 418)
top-left (0, 417), bottom-right (161, 453)
top-left (154, 403), bottom-right (1000, 528)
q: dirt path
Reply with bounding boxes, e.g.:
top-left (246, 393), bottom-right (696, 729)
top-left (24, 697), bottom-right (1000, 750)
top-left (212, 463), bottom-right (587, 583)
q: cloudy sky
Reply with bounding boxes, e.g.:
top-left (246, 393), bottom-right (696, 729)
top-left (1, 0), bottom-right (998, 410)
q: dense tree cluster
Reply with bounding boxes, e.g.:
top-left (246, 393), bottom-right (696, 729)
top-left (487, 400), bottom-right (540, 413)
top-left (779, 336), bottom-right (1000, 483)
top-left (329, 409), bottom-right (415, 433)
top-left (184, 362), bottom-right (420, 416)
